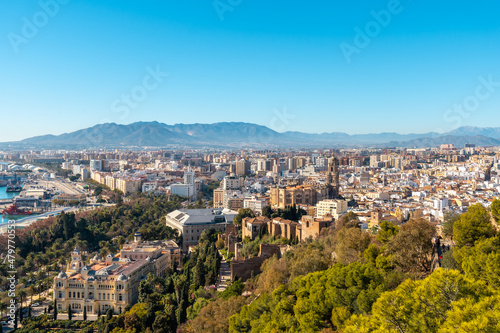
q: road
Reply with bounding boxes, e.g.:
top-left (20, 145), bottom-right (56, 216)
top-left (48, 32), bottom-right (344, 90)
top-left (25, 179), bottom-right (85, 196)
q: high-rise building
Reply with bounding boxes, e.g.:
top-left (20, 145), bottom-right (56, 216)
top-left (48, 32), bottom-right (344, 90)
top-left (90, 160), bottom-right (102, 171)
top-left (184, 166), bottom-right (195, 185)
top-left (236, 159), bottom-right (250, 176)
top-left (222, 174), bottom-right (244, 190)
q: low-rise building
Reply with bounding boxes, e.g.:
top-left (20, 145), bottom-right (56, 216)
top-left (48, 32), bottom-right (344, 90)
top-left (165, 208), bottom-right (238, 251)
top-left (54, 237), bottom-right (180, 315)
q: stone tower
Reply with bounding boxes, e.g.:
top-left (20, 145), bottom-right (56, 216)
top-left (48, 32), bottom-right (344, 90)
top-left (326, 155), bottom-right (340, 199)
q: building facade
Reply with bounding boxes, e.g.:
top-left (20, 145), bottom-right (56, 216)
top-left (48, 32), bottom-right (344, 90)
top-left (53, 239), bottom-right (180, 315)
top-left (165, 208), bottom-right (238, 251)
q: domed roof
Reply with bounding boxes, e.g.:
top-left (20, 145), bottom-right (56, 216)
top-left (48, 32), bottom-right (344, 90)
top-left (116, 274), bottom-right (127, 282)
top-left (134, 231), bottom-right (142, 236)
top-left (92, 254), bottom-right (101, 261)
top-left (57, 271), bottom-right (67, 279)
top-left (72, 247), bottom-right (80, 254)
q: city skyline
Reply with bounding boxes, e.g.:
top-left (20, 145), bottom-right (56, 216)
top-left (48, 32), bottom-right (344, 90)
top-left (1, 1), bottom-right (500, 142)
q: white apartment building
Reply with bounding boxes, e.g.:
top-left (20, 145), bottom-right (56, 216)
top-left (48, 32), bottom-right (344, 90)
top-left (315, 199), bottom-right (348, 220)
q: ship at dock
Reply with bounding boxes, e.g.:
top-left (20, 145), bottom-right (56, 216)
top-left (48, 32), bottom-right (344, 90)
top-left (2, 204), bottom-right (33, 216)
top-left (6, 184), bottom-right (22, 192)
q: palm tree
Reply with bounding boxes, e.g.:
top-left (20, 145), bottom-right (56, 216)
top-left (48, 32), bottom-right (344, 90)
top-left (29, 284), bottom-right (36, 305)
top-left (18, 289), bottom-right (27, 308)
top-left (0, 300), bottom-right (7, 319)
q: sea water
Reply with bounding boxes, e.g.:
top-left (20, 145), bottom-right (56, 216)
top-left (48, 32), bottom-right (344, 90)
top-left (0, 186), bottom-right (21, 225)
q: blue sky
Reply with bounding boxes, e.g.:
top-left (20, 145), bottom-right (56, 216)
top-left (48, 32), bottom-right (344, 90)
top-left (0, 1), bottom-right (499, 141)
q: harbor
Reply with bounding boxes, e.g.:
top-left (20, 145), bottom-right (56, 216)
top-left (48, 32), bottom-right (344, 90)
top-left (0, 164), bottom-right (90, 231)
top-left (0, 184), bottom-right (21, 225)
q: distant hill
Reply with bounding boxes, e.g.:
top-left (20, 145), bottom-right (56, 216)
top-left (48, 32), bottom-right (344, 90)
top-left (2, 122), bottom-right (500, 149)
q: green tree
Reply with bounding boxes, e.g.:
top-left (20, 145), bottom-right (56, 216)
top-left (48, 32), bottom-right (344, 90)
top-left (376, 220), bottom-right (399, 243)
top-left (194, 296), bottom-right (247, 333)
top-left (454, 236), bottom-right (500, 288)
top-left (193, 256), bottom-right (206, 288)
top-left (262, 206), bottom-right (273, 218)
top-left (335, 227), bottom-right (372, 265)
top-left (453, 203), bottom-right (494, 247)
top-left (233, 208), bottom-right (255, 225)
top-left (94, 185), bottom-right (103, 196)
top-left (54, 299), bottom-right (58, 320)
top-left (106, 308), bottom-right (113, 321)
top-left (440, 294), bottom-right (500, 332)
top-left (343, 269), bottom-right (493, 333)
top-left (442, 211), bottom-right (461, 239)
top-left (83, 305), bottom-right (87, 321)
top-left (386, 218), bottom-right (435, 275)
top-left (68, 306), bottom-right (73, 320)
top-left (491, 198), bottom-right (500, 222)
top-left (337, 211), bottom-right (360, 228)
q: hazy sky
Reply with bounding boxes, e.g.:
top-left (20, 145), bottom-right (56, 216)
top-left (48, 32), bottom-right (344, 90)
top-left (1, 1), bottom-right (499, 141)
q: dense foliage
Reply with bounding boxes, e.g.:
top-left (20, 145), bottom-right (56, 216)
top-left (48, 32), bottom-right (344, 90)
top-left (103, 228), bottom-right (224, 333)
top-left (7, 197), bottom-right (500, 332)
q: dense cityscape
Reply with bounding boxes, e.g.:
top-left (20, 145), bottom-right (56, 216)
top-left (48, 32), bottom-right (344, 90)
top-left (0, 141), bottom-right (499, 331)
top-left (3, 1), bottom-right (500, 332)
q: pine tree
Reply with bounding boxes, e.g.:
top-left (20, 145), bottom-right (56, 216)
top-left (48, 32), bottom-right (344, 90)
top-left (106, 308), bottom-right (113, 321)
top-left (54, 299), bottom-right (58, 320)
top-left (83, 305), bottom-right (87, 321)
top-left (68, 306), bottom-right (73, 320)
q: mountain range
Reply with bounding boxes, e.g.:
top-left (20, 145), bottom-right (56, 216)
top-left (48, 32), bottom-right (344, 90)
top-left (2, 122), bottom-right (500, 149)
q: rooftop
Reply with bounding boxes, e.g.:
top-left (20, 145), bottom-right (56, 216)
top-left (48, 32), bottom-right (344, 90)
top-left (166, 208), bottom-right (238, 226)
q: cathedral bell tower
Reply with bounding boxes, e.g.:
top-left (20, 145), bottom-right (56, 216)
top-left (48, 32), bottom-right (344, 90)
top-left (326, 155), bottom-right (340, 199)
